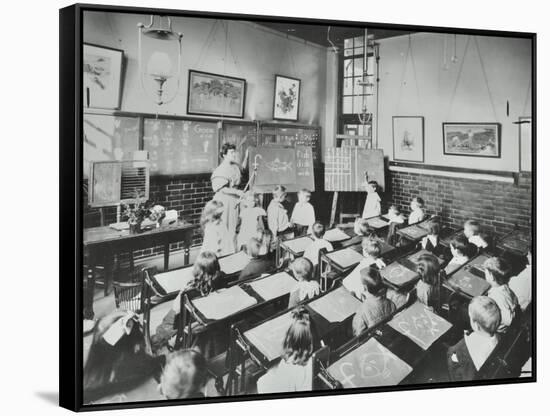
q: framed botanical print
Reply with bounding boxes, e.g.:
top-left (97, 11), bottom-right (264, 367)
top-left (83, 43), bottom-right (124, 109)
top-left (273, 75), bottom-right (301, 121)
top-left (442, 122), bottom-right (501, 158)
top-left (392, 116), bottom-right (424, 162)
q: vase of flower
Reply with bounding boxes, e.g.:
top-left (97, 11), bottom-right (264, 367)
top-left (128, 220), bottom-right (141, 234)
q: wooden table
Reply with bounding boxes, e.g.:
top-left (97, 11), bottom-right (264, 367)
top-left (84, 220), bottom-right (198, 294)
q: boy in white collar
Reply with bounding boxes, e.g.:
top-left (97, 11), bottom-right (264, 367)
top-left (343, 238), bottom-right (386, 298)
top-left (303, 222), bottom-right (334, 266)
top-left (509, 247), bottom-right (532, 312)
top-left (291, 188), bottom-right (316, 236)
top-left (386, 205), bottom-right (405, 224)
top-left (267, 185), bottom-right (292, 238)
top-left (408, 196), bottom-right (425, 225)
top-left (288, 257), bottom-right (320, 308)
top-left (420, 219), bottom-right (444, 256)
top-left (362, 180), bottom-right (381, 219)
top-left (447, 296), bottom-right (501, 381)
top-left (444, 234), bottom-right (472, 275)
top-left (464, 220), bottom-right (488, 249)
top-left (484, 256), bottom-right (519, 333)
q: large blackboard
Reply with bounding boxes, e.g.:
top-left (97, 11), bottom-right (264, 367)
top-left (219, 121), bottom-right (258, 166)
top-left (143, 118), bottom-right (218, 175)
top-left (258, 124), bottom-right (321, 165)
top-left (249, 146), bottom-right (314, 193)
top-left (83, 113), bottom-right (140, 178)
top-left (325, 147), bottom-right (385, 192)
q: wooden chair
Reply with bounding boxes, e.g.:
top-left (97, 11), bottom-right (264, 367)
top-left (339, 212), bottom-right (359, 225)
top-left (112, 268), bottom-right (146, 314)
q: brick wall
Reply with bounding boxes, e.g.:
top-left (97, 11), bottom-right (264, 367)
top-left (387, 170), bottom-right (532, 236)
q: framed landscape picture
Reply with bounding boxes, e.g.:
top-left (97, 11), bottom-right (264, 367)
top-left (83, 43), bottom-right (124, 109)
top-left (187, 70), bottom-right (246, 118)
top-left (442, 122), bottom-right (501, 158)
top-left (273, 75), bottom-right (301, 121)
top-left (392, 116), bottom-right (424, 162)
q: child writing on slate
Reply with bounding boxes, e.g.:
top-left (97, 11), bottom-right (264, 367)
top-left (362, 180), bottom-right (382, 219)
top-left (200, 199), bottom-right (235, 257)
top-left (257, 307), bottom-right (318, 393)
top-left (420, 219), bottom-right (444, 257)
top-left (352, 267), bottom-right (396, 336)
top-left (447, 296), bottom-right (501, 381)
top-left (236, 191), bottom-right (266, 251)
top-left (483, 257), bottom-right (519, 333)
top-left (238, 237), bottom-right (275, 282)
top-left (408, 196), bottom-right (426, 225)
top-left (268, 185), bottom-right (293, 239)
top-left (415, 253), bottom-right (442, 311)
top-left (159, 350), bottom-right (208, 399)
top-left (343, 238), bottom-right (386, 298)
top-left (291, 188), bottom-right (316, 236)
top-left (444, 234), bottom-right (473, 275)
top-left (288, 257), bottom-right (320, 308)
top-left (303, 222), bottom-right (334, 267)
top-left (464, 219), bottom-right (489, 250)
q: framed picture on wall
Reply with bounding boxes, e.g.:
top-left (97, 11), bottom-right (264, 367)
top-left (442, 122), bottom-right (501, 158)
top-left (519, 117), bottom-right (532, 172)
top-left (83, 43), bottom-right (124, 109)
top-left (273, 74), bottom-right (301, 121)
top-left (187, 70), bottom-right (246, 118)
top-left (392, 116), bottom-right (424, 162)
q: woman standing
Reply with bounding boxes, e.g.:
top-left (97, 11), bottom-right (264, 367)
top-left (210, 143), bottom-right (243, 250)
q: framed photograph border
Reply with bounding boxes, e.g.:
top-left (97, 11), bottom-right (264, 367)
top-left (186, 69), bottom-right (247, 119)
top-left (83, 42), bottom-right (124, 110)
top-left (442, 122), bottom-right (502, 158)
top-left (392, 116), bottom-right (425, 163)
top-left (273, 74), bottom-right (301, 121)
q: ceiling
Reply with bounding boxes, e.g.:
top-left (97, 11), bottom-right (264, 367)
top-left (256, 22), bottom-right (411, 47)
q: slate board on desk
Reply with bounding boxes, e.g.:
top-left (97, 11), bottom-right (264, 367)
top-left (192, 286), bottom-right (257, 321)
top-left (324, 228), bottom-right (352, 243)
top-left (281, 236), bottom-right (313, 255)
top-left (388, 301), bottom-right (452, 350)
top-left (153, 266), bottom-right (195, 294)
top-left (366, 216), bottom-right (390, 229)
top-left (308, 287), bottom-right (361, 323)
top-left (244, 311), bottom-right (294, 362)
top-left (326, 248), bottom-right (364, 269)
top-left (406, 249), bottom-right (445, 266)
top-left (248, 272), bottom-right (297, 301)
top-left (398, 224), bottom-right (429, 240)
top-left (218, 251), bottom-right (250, 274)
top-left (445, 269), bottom-right (491, 298)
top-left (328, 338), bottom-right (412, 388)
top-left (380, 262), bottom-right (419, 288)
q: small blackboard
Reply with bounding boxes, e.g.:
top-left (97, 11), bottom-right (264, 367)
top-left (249, 146), bottom-right (314, 193)
top-left (325, 147), bottom-right (385, 192)
top-left (143, 117), bottom-right (218, 175)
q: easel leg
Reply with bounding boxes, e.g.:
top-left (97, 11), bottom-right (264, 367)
top-left (330, 191), bottom-right (339, 227)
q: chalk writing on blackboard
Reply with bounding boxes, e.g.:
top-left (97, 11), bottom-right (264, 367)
top-left (388, 301), bottom-right (452, 350)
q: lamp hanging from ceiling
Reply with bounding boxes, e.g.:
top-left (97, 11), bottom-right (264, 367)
top-left (137, 15), bottom-right (183, 107)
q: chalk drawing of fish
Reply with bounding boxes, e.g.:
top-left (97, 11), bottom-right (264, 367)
top-left (265, 158), bottom-right (293, 172)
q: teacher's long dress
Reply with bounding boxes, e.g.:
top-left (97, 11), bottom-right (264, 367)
top-left (211, 161), bottom-right (242, 250)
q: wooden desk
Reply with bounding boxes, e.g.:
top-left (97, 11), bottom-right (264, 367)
top-left (497, 230), bottom-right (531, 257)
top-left (84, 220), bottom-right (198, 294)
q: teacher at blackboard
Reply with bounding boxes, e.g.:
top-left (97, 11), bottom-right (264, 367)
top-left (211, 143), bottom-right (244, 250)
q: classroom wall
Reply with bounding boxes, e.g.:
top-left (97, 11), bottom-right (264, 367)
top-left (376, 33), bottom-right (532, 171)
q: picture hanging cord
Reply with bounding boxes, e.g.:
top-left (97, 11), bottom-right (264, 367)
top-left (395, 34), bottom-right (422, 115)
top-left (193, 20), bottom-right (221, 69)
top-left (277, 33), bottom-right (299, 79)
top-left (445, 36), bottom-right (498, 121)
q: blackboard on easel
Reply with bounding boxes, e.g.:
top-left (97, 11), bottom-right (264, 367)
top-left (249, 146), bottom-right (314, 193)
top-left (324, 147), bottom-right (385, 192)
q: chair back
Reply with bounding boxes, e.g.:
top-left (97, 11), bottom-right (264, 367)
top-left (112, 268), bottom-right (146, 313)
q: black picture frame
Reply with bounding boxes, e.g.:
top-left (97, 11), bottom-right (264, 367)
top-left (273, 74), bottom-right (301, 121)
top-left (392, 116), bottom-right (425, 163)
top-left (83, 43), bottom-right (124, 110)
top-left (60, 3), bottom-right (536, 412)
top-left (442, 122), bottom-right (502, 158)
top-left (187, 69), bottom-right (246, 118)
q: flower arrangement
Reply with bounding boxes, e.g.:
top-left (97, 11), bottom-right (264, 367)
top-left (122, 191), bottom-right (165, 232)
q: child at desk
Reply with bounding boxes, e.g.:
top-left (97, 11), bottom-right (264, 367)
top-left (444, 234), bottom-right (473, 275)
top-left (291, 188), bottom-right (316, 236)
top-left (238, 237), bottom-right (276, 282)
top-left (303, 222), bottom-right (334, 267)
top-left (257, 307), bottom-right (318, 394)
top-left (343, 238), bottom-right (386, 298)
top-left (257, 228), bottom-right (275, 260)
top-left (354, 218), bottom-right (377, 238)
top-left (267, 185), bottom-right (293, 239)
top-left (464, 220), bottom-right (489, 250)
top-left (288, 257), bottom-right (320, 308)
top-left (415, 253), bottom-right (442, 310)
top-left (200, 200), bottom-right (235, 257)
top-left (420, 219), bottom-right (445, 257)
top-left (447, 296), bottom-right (501, 381)
top-left (408, 196), bottom-right (426, 225)
top-left (159, 350), bottom-right (208, 399)
top-left (236, 191), bottom-right (266, 251)
top-left (362, 180), bottom-right (382, 219)
top-left (387, 205), bottom-right (405, 224)
top-left (352, 267), bottom-right (396, 336)
top-left (483, 257), bottom-right (519, 333)
top-left (509, 246), bottom-right (532, 312)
